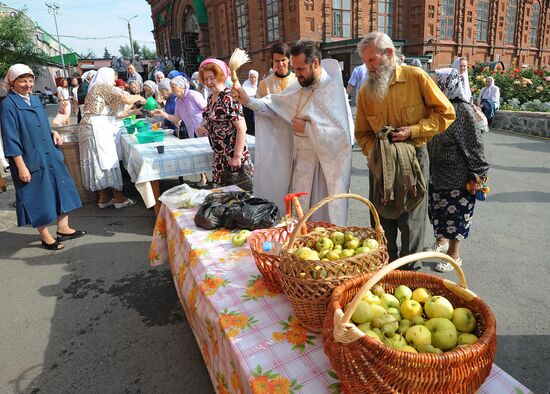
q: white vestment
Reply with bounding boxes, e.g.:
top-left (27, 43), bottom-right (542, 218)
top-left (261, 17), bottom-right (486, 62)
top-left (248, 59), bottom-right (353, 225)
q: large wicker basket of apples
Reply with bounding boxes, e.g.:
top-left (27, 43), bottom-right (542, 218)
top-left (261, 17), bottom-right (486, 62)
top-left (277, 193), bottom-right (389, 333)
top-left (323, 252), bottom-right (497, 393)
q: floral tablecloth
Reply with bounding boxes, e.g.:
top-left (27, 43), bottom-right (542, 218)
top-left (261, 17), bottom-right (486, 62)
top-left (149, 201), bottom-right (532, 394)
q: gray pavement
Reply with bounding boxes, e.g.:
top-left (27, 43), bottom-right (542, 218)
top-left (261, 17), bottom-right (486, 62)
top-left (1, 124), bottom-right (549, 393)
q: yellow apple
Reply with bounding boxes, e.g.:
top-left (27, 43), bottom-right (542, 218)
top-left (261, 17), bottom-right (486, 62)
top-left (425, 296), bottom-right (454, 320)
top-left (425, 318), bottom-right (458, 350)
top-left (362, 291), bottom-right (381, 305)
top-left (363, 238), bottom-right (379, 250)
top-left (457, 333), bottom-right (478, 345)
top-left (315, 237), bottom-right (334, 252)
top-left (388, 334), bottom-right (408, 348)
top-left (400, 299), bottom-right (423, 321)
top-left (412, 287), bottom-right (432, 304)
top-left (372, 285), bottom-right (385, 298)
top-left (405, 325), bottom-right (432, 347)
top-left (399, 345), bottom-right (418, 353)
top-left (452, 307), bottom-right (476, 333)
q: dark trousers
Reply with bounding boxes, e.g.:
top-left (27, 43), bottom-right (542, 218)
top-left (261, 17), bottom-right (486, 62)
top-left (369, 145), bottom-right (429, 269)
top-left (243, 107), bottom-right (255, 136)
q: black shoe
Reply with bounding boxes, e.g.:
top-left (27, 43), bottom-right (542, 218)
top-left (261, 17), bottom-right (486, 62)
top-left (41, 239), bottom-right (65, 250)
top-left (56, 229), bottom-right (86, 241)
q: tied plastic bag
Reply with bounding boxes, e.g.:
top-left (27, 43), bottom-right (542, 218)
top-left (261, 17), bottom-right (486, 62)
top-left (194, 192), bottom-right (281, 230)
top-left (158, 183), bottom-right (212, 210)
top-left (221, 163), bottom-right (253, 191)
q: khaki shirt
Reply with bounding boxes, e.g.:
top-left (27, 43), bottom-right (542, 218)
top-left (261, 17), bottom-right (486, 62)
top-left (355, 65), bottom-right (456, 156)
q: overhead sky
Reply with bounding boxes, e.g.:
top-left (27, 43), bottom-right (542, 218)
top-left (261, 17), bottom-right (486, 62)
top-left (3, 0), bottom-right (156, 57)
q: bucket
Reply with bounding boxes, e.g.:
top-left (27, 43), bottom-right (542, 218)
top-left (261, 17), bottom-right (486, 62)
top-left (54, 125), bottom-right (96, 204)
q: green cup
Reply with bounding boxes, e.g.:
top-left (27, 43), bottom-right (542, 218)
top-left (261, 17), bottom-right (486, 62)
top-left (123, 118), bottom-right (132, 126)
top-left (143, 97), bottom-right (158, 111)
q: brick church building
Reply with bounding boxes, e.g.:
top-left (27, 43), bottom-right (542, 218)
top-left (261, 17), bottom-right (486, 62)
top-left (147, 0), bottom-right (550, 82)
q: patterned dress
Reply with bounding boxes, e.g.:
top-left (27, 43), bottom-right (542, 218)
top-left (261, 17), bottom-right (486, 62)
top-left (79, 84), bottom-right (125, 192)
top-left (203, 88), bottom-right (253, 186)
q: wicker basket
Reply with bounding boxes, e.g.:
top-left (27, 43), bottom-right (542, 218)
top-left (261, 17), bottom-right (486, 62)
top-left (323, 252), bottom-right (497, 393)
top-left (277, 193), bottom-right (389, 332)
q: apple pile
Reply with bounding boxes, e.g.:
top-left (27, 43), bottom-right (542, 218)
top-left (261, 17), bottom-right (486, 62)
top-left (346, 284), bottom-right (479, 353)
top-left (290, 228), bottom-right (380, 261)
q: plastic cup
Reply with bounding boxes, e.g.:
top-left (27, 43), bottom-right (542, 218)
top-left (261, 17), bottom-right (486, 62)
top-left (156, 145), bottom-right (165, 154)
top-left (123, 118), bottom-right (132, 126)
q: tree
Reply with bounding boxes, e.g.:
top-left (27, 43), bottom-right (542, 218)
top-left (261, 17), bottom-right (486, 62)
top-left (118, 41), bottom-right (141, 59)
top-left (0, 10), bottom-right (50, 77)
top-left (141, 45), bottom-right (157, 60)
top-left (103, 47), bottom-right (112, 59)
top-left (80, 49), bottom-right (96, 59)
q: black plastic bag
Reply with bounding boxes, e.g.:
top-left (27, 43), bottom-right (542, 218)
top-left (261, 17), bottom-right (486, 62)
top-left (221, 163), bottom-right (253, 191)
top-left (194, 192), bottom-right (250, 229)
top-left (222, 197), bottom-right (281, 230)
top-left (194, 192), bottom-right (280, 230)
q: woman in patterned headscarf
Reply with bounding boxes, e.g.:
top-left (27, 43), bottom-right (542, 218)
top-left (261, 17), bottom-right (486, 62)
top-left (425, 68), bottom-right (489, 272)
top-left (79, 67), bottom-right (146, 209)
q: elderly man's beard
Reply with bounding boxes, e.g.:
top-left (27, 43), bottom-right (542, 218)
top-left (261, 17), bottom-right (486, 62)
top-left (365, 56), bottom-right (395, 101)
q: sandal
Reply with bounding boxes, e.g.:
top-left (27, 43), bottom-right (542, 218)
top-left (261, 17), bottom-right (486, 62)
top-left (56, 229), bottom-right (86, 241)
top-left (435, 257), bottom-right (462, 273)
top-left (114, 198), bottom-right (137, 209)
top-left (41, 239), bottom-right (65, 251)
top-left (98, 199), bottom-right (114, 209)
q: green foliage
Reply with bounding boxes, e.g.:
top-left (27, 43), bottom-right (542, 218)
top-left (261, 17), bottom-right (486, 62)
top-left (103, 47), bottom-right (112, 59)
top-left (119, 42), bottom-right (156, 60)
top-left (141, 44), bottom-right (156, 60)
top-left (0, 11), bottom-right (50, 77)
top-left (469, 62), bottom-right (550, 106)
top-left (79, 49), bottom-right (96, 59)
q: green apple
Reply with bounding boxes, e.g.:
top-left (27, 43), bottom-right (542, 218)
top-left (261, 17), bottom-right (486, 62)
top-left (345, 238), bottom-right (360, 250)
top-left (372, 285), bottom-right (385, 298)
top-left (357, 322), bottom-right (371, 332)
top-left (394, 285), bottom-right (413, 303)
top-left (354, 246), bottom-right (371, 255)
top-left (388, 334), bottom-right (408, 348)
top-left (330, 231), bottom-right (345, 246)
top-left (364, 330), bottom-right (383, 343)
top-left (363, 238), bottom-right (379, 250)
top-left (400, 299), bottom-right (423, 321)
top-left (298, 248), bottom-right (320, 261)
top-left (425, 296), bottom-right (454, 320)
top-left (361, 291), bottom-right (381, 305)
top-left (381, 293), bottom-right (400, 310)
top-left (341, 248), bottom-right (355, 258)
top-left (344, 231), bottom-right (355, 242)
top-left (315, 237), bottom-right (334, 252)
top-left (372, 327), bottom-right (384, 340)
top-left (319, 249), bottom-right (330, 259)
top-left (457, 333), bottom-right (478, 345)
top-left (425, 318), bottom-right (458, 350)
top-left (405, 325), bottom-right (432, 347)
top-left (326, 250), bottom-right (341, 261)
top-left (371, 314), bottom-right (398, 337)
top-left (417, 344), bottom-right (443, 354)
top-left (232, 234), bottom-right (247, 247)
top-left (412, 316), bottom-right (425, 326)
top-left (452, 307), bottom-right (476, 333)
top-left (399, 345), bottom-right (418, 353)
top-left (333, 244), bottom-right (343, 251)
top-left (387, 307), bottom-right (402, 322)
top-left (352, 302), bottom-right (387, 324)
top-left (398, 319), bottom-right (412, 335)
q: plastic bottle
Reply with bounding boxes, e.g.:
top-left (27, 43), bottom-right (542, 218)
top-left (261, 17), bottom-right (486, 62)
top-left (262, 241), bottom-right (283, 256)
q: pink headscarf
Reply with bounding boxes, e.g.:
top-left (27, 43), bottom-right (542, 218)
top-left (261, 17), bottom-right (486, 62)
top-left (199, 58), bottom-right (230, 80)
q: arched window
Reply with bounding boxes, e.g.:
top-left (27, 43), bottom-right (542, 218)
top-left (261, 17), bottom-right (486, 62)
top-left (440, 0), bottom-right (455, 39)
top-left (530, 2), bottom-right (540, 47)
top-left (476, 0), bottom-right (490, 42)
top-left (377, 0), bottom-right (393, 37)
top-left (505, 0), bottom-right (517, 44)
top-left (332, 0), bottom-right (351, 38)
top-left (236, 0), bottom-right (248, 48)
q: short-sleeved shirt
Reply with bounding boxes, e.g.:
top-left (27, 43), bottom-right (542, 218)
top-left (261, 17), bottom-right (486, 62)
top-left (56, 86), bottom-right (69, 100)
top-left (348, 64), bottom-right (369, 105)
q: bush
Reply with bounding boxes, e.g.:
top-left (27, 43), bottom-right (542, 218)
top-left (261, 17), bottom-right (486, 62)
top-left (501, 98), bottom-right (550, 112)
top-left (469, 62), bottom-right (550, 110)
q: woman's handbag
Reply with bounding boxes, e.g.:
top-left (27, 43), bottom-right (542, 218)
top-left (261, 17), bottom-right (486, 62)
top-left (221, 162), bottom-right (253, 191)
top-left (472, 104), bottom-right (489, 133)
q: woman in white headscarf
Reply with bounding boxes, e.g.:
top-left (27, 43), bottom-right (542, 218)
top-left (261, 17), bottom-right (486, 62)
top-left (79, 67), bottom-right (146, 208)
top-left (426, 68), bottom-right (489, 272)
top-left (143, 80), bottom-right (159, 101)
top-left (154, 71), bottom-right (165, 85)
top-left (476, 76), bottom-right (500, 125)
top-left (452, 57), bottom-right (472, 103)
top-left (1, 64), bottom-right (84, 250)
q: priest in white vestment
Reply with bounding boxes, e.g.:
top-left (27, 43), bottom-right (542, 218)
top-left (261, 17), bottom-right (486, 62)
top-left (234, 40), bottom-right (353, 225)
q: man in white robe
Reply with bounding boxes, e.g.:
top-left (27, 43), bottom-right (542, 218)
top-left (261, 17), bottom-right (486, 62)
top-left (234, 40), bottom-right (353, 225)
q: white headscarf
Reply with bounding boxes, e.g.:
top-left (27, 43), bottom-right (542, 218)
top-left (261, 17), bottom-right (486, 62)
top-left (170, 75), bottom-right (189, 90)
top-left (242, 70), bottom-right (258, 97)
top-left (435, 68), bottom-right (467, 102)
top-left (452, 57), bottom-right (472, 102)
top-left (158, 78), bottom-right (172, 92)
top-left (89, 67), bottom-right (115, 90)
top-left (2, 64), bottom-right (34, 91)
top-left (480, 77), bottom-right (500, 109)
top-left (154, 71), bottom-right (165, 81)
top-left (81, 70), bottom-right (96, 82)
top-left (143, 80), bottom-right (158, 95)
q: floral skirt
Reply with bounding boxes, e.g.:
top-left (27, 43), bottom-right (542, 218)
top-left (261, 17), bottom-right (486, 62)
top-left (428, 184), bottom-right (476, 240)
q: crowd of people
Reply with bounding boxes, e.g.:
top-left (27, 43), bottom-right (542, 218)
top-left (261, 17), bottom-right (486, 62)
top-left (1, 34), bottom-right (490, 269)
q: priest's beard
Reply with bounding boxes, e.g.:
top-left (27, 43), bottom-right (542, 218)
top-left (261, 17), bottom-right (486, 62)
top-left (298, 66), bottom-right (316, 87)
top-left (365, 56), bottom-right (395, 101)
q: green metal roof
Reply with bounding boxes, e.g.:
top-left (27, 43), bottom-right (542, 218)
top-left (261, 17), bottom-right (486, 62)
top-left (50, 52), bottom-right (80, 66)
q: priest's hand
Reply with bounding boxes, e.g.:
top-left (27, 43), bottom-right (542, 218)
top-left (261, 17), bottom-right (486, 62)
top-left (291, 118), bottom-right (307, 134)
top-left (390, 126), bottom-right (412, 142)
top-left (231, 86), bottom-right (249, 105)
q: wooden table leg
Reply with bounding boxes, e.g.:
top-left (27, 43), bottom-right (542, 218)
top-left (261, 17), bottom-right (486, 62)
top-left (151, 180), bottom-right (161, 216)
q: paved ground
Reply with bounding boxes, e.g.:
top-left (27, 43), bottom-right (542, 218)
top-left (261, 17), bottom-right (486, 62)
top-left (0, 122), bottom-right (549, 392)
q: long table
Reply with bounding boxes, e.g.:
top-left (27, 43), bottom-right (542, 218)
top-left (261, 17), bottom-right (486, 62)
top-left (119, 130), bottom-right (255, 214)
top-left (149, 198), bottom-right (532, 394)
